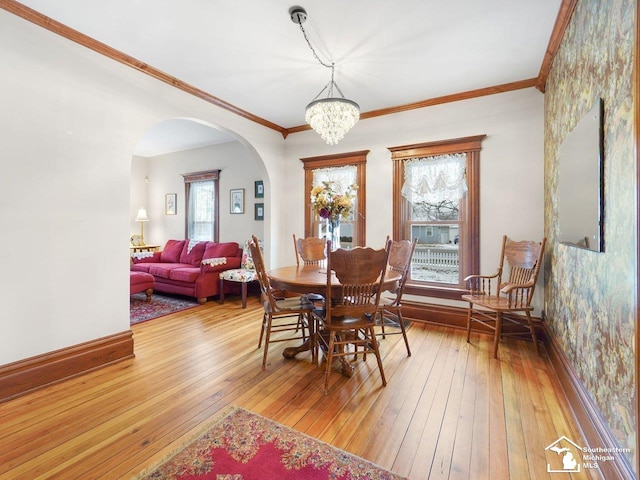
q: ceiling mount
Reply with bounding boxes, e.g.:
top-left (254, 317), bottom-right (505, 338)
top-left (289, 6), bottom-right (307, 25)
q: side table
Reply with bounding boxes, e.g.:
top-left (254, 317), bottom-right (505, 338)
top-left (130, 245), bottom-right (160, 253)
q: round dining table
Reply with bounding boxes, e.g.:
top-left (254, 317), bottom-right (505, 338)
top-left (267, 264), bottom-right (401, 296)
top-left (267, 264), bottom-right (401, 375)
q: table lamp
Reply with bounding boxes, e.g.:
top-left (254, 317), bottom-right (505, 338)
top-left (135, 207), bottom-right (149, 246)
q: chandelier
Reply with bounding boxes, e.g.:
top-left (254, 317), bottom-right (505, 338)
top-left (290, 6), bottom-right (360, 145)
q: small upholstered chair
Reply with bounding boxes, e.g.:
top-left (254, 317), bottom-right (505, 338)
top-left (219, 239), bottom-right (262, 308)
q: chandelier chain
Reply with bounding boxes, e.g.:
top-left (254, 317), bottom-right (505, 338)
top-left (290, 6), bottom-right (360, 145)
top-left (296, 21), bottom-right (333, 70)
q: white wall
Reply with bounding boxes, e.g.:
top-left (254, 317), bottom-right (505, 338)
top-left (0, 11), bottom-right (281, 365)
top-left (283, 88), bottom-right (545, 308)
top-left (0, 9), bottom-right (544, 366)
top-left (130, 140), bottom-right (264, 247)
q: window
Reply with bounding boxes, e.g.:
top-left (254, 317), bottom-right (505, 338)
top-left (301, 151), bottom-right (368, 247)
top-left (182, 170), bottom-right (220, 242)
top-left (312, 166), bottom-right (357, 248)
top-left (390, 136), bottom-right (485, 299)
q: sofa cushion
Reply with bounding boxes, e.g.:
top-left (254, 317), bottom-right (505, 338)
top-left (170, 267), bottom-right (201, 283)
top-left (160, 240), bottom-right (186, 263)
top-left (149, 263), bottom-right (192, 279)
top-left (131, 263), bottom-right (151, 273)
top-left (202, 242), bottom-right (240, 260)
top-left (180, 240), bottom-right (207, 266)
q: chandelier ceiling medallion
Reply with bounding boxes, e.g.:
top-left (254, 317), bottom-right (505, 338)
top-left (289, 6), bottom-right (360, 145)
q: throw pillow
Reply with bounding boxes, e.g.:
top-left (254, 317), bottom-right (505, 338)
top-left (180, 240), bottom-right (207, 266)
top-left (160, 240), bottom-right (186, 263)
top-left (202, 242), bottom-right (239, 260)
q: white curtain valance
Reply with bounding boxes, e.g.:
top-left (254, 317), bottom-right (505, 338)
top-left (312, 166), bottom-right (357, 195)
top-left (401, 153), bottom-right (467, 205)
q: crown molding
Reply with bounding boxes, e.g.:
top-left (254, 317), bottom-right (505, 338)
top-left (535, 0), bottom-right (579, 92)
top-left (1, 0), bottom-right (574, 139)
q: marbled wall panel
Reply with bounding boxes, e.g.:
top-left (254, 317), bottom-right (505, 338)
top-left (545, 0), bottom-right (636, 466)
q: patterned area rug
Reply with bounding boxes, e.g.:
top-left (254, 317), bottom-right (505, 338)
top-left (134, 407), bottom-right (406, 480)
top-left (130, 293), bottom-right (199, 325)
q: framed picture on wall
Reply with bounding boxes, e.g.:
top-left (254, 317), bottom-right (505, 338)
top-left (255, 203), bottom-right (264, 221)
top-left (230, 188), bottom-right (244, 214)
top-left (165, 193), bottom-right (177, 215)
top-left (254, 180), bottom-right (264, 198)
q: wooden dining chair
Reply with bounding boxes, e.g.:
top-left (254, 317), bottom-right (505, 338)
top-left (376, 237), bottom-right (418, 356)
top-left (313, 241), bottom-right (390, 395)
top-left (462, 235), bottom-right (546, 358)
top-left (293, 234), bottom-right (327, 310)
top-left (249, 235), bottom-right (315, 370)
top-left (293, 234), bottom-right (327, 266)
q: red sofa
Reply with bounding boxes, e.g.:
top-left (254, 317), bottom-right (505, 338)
top-left (131, 239), bottom-right (242, 304)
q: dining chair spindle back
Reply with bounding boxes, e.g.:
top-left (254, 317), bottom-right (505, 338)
top-left (293, 234), bottom-right (327, 266)
top-left (462, 235), bottom-right (546, 358)
top-left (313, 240), bottom-right (390, 394)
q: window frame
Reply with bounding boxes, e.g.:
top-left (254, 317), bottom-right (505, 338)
top-left (389, 135), bottom-right (485, 300)
top-left (182, 169), bottom-right (220, 242)
top-left (301, 151), bottom-right (368, 247)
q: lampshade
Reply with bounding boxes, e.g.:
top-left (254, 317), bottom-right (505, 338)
top-left (305, 97), bottom-right (360, 146)
top-left (135, 207), bottom-right (149, 222)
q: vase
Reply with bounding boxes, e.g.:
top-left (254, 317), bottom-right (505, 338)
top-left (326, 216), bottom-right (341, 250)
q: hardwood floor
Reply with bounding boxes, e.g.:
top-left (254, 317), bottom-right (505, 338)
top-left (0, 297), bottom-right (597, 479)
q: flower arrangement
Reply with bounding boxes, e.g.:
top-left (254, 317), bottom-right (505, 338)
top-left (310, 181), bottom-right (358, 220)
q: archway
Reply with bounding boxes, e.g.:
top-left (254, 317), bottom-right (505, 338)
top-left (130, 118), bottom-right (268, 250)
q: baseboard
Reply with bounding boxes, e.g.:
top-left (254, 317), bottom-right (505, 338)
top-left (402, 300), bottom-right (469, 328)
top-left (402, 300), bottom-right (543, 335)
top-left (544, 325), bottom-right (636, 480)
top-left (0, 330), bottom-right (134, 403)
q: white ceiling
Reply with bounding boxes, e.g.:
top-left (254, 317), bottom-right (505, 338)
top-left (132, 119), bottom-right (235, 157)
top-left (14, 0), bottom-right (562, 155)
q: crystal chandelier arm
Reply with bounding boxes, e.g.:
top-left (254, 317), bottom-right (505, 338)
top-left (311, 81), bottom-right (331, 102)
top-left (331, 77), bottom-right (346, 98)
top-left (311, 66), bottom-right (346, 101)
